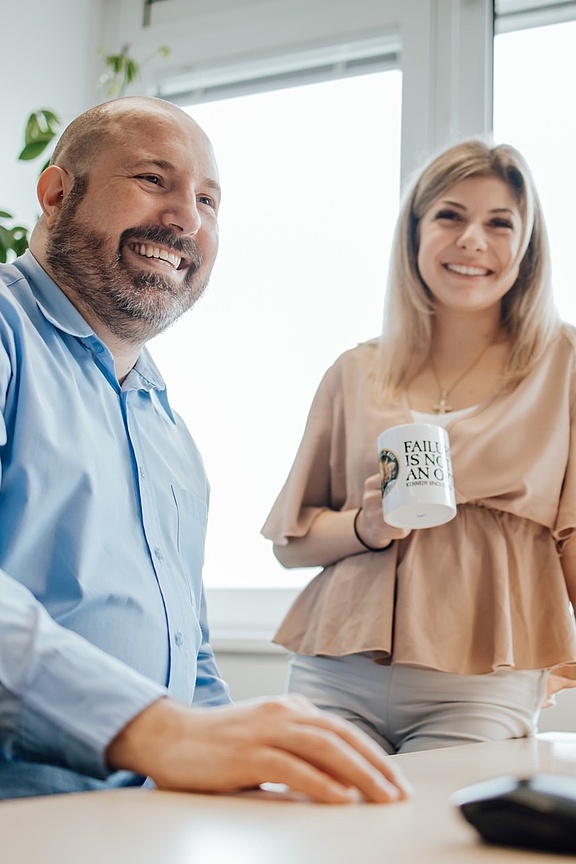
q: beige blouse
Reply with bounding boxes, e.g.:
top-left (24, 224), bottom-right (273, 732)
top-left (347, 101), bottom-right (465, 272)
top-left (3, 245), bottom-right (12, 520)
top-left (261, 328), bottom-right (576, 676)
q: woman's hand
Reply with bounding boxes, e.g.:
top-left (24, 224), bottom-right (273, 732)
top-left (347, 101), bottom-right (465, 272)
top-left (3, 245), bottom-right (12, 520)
top-left (356, 474), bottom-right (411, 550)
top-left (273, 474), bottom-right (410, 568)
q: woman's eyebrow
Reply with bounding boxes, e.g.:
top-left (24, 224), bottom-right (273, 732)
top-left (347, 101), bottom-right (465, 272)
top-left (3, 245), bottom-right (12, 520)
top-left (439, 199), bottom-right (518, 217)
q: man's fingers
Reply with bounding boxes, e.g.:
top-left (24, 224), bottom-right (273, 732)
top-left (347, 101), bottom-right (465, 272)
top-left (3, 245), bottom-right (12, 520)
top-left (280, 720), bottom-right (412, 802)
top-left (258, 696), bottom-right (412, 802)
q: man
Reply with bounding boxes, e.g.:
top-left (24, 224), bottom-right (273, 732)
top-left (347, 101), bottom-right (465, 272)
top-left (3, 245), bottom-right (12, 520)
top-left (0, 96), bottom-right (409, 803)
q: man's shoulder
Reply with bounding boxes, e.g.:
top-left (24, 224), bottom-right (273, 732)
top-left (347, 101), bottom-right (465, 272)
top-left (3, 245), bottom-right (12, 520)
top-left (0, 260), bottom-right (29, 292)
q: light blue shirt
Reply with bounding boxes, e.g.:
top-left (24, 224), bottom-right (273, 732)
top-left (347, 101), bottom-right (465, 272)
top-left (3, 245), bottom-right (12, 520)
top-left (0, 252), bottom-right (230, 798)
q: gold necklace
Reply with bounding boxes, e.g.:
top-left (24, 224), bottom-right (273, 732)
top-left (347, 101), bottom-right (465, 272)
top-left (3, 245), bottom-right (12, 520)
top-left (430, 341), bottom-right (493, 414)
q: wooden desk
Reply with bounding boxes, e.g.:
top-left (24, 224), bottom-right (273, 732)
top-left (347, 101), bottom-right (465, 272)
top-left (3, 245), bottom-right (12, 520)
top-left (2, 733), bottom-right (576, 863)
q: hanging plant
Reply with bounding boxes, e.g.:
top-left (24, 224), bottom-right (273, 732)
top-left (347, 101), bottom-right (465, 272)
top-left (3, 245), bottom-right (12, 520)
top-left (99, 43), bottom-right (171, 98)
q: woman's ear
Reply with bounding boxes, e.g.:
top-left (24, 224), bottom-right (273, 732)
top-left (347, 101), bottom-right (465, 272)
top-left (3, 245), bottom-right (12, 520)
top-left (36, 166), bottom-right (73, 226)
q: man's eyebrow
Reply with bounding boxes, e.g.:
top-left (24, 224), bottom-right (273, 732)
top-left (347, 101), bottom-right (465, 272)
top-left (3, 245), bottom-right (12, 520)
top-left (132, 158), bottom-right (175, 172)
top-left (132, 159), bottom-right (221, 196)
top-left (203, 178), bottom-right (222, 198)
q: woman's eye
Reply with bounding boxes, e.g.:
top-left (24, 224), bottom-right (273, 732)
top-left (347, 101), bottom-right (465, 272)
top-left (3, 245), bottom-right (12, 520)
top-left (490, 218), bottom-right (514, 230)
top-left (435, 209), bottom-right (461, 221)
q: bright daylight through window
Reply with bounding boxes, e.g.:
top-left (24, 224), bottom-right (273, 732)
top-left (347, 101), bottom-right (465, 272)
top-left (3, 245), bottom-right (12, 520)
top-left (494, 19), bottom-right (576, 323)
top-left (150, 69), bottom-right (402, 588)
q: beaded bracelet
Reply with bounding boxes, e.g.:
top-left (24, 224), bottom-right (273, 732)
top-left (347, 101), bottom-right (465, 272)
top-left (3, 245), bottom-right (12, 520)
top-left (353, 507), bottom-right (391, 552)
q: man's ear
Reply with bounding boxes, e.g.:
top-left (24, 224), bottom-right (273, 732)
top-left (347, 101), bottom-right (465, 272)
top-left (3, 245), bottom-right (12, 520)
top-left (37, 166), bottom-right (73, 227)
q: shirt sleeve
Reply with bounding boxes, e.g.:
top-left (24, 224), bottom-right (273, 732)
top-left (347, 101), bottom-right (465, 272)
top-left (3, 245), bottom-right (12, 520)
top-left (191, 589), bottom-right (232, 707)
top-left (0, 570), bottom-right (168, 779)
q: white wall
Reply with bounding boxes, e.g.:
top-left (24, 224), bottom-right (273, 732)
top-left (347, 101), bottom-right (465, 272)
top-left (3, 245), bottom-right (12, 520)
top-left (0, 0), bottom-right (104, 228)
top-left (215, 646), bottom-right (576, 734)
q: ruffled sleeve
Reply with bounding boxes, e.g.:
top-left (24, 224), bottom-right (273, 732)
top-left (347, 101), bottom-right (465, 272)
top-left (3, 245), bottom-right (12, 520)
top-left (554, 329), bottom-right (576, 548)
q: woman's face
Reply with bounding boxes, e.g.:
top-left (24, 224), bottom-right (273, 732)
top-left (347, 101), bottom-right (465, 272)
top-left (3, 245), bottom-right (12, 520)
top-left (416, 174), bottom-right (523, 317)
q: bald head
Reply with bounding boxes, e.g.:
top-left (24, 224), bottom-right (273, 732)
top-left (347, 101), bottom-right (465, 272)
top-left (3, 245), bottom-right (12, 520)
top-left (31, 94), bottom-right (221, 359)
top-left (50, 96), bottom-right (212, 178)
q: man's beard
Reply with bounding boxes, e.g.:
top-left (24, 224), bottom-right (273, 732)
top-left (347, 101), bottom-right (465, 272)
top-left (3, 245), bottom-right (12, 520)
top-left (45, 190), bottom-right (209, 344)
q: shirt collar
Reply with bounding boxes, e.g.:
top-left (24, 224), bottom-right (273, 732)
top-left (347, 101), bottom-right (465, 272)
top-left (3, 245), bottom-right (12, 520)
top-left (12, 251), bottom-right (170, 404)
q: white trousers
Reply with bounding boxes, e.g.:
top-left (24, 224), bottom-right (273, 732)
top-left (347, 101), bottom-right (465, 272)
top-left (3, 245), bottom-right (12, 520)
top-left (287, 653), bottom-right (548, 754)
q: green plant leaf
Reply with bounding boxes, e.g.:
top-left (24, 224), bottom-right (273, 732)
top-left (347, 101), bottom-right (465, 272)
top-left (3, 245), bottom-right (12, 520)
top-left (24, 110), bottom-right (59, 142)
top-left (19, 109), bottom-right (60, 161)
top-left (18, 140), bottom-right (52, 161)
top-left (24, 118), bottom-right (39, 145)
top-left (42, 109), bottom-right (60, 126)
top-left (124, 58), bottom-right (139, 83)
top-left (0, 228), bottom-right (14, 263)
top-left (13, 233), bottom-right (29, 256)
top-left (0, 219), bottom-right (30, 262)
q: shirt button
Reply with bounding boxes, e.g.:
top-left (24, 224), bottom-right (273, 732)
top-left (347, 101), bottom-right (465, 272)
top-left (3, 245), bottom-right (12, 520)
top-left (174, 632), bottom-right (184, 647)
top-left (93, 342), bottom-right (104, 354)
top-left (154, 547), bottom-right (164, 561)
top-left (139, 467), bottom-right (146, 480)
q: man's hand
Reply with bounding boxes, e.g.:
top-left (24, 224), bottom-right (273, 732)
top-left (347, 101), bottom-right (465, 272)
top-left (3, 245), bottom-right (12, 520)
top-left (107, 693), bottom-right (411, 804)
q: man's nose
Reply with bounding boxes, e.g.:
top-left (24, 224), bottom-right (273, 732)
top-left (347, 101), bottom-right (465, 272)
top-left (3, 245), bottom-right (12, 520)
top-left (161, 192), bottom-right (202, 236)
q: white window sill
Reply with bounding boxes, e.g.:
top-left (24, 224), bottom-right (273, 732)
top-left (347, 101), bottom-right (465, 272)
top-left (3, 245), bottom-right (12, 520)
top-left (211, 631), bottom-right (289, 655)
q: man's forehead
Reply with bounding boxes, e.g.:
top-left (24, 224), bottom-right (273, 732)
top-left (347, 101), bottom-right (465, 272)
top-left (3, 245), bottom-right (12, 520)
top-left (99, 121), bottom-right (219, 179)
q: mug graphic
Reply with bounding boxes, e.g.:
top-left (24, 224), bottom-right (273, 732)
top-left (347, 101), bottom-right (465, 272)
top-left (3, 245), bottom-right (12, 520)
top-left (379, 449), bottom-right (399, 497)
top-left (377, 423), bottom-right (457, 529)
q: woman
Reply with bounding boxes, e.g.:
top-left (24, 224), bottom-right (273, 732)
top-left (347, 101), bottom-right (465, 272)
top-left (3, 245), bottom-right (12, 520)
top-left (261, 139), bottom-right (576, 753)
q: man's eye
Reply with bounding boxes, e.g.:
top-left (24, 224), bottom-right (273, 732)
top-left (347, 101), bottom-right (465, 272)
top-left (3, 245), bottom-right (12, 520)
top-left (137, 175), bottom-right (161, 185)
top-left (198, 194), bottom-right (217, 210)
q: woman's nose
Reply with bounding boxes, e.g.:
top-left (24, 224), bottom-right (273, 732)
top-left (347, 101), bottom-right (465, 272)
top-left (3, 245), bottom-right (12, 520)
top-left (456, 224), bottom-right (487, 251)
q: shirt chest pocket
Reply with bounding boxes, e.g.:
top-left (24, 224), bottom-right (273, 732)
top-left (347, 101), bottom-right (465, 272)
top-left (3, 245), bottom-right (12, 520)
top-left (170, 483), bottom-right (209, 575)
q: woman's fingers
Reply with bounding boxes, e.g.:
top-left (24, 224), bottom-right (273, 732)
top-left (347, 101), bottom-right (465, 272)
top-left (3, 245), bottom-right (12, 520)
top-left (361, 474), bottom-right (411, 543)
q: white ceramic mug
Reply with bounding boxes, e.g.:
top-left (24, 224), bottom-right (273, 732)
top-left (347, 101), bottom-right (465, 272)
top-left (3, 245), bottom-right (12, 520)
top-left (377, 423), bottom-right (457, 529)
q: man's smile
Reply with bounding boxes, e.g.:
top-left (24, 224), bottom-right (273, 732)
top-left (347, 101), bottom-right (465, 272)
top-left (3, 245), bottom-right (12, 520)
top-left (127, 241), bottom-right (191, 271)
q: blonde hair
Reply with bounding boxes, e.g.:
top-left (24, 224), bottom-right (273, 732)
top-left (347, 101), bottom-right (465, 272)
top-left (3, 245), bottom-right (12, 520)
top-left (376, 139), bottom-right (558, 399)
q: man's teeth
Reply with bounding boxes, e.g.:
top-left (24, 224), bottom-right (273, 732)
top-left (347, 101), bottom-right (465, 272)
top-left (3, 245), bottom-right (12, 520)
top-left (445, 263), bottom-right (489, 276)
top-left (135, 244), bottom-right (181, 269)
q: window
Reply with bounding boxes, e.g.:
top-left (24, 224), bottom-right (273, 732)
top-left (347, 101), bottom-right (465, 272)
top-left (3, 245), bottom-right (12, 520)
top-left (493, 16), bottom-right (576, 322)
top-left (149, 69), bottom-right (402, 589)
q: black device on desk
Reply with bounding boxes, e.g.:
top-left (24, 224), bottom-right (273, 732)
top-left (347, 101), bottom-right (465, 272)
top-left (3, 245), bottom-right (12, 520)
top-left (452, 773), bottom-right (576, 854)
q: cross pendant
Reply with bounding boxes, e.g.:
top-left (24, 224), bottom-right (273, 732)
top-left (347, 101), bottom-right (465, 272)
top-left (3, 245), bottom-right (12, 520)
top-left (433, 392), bottom-right (452, 413)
